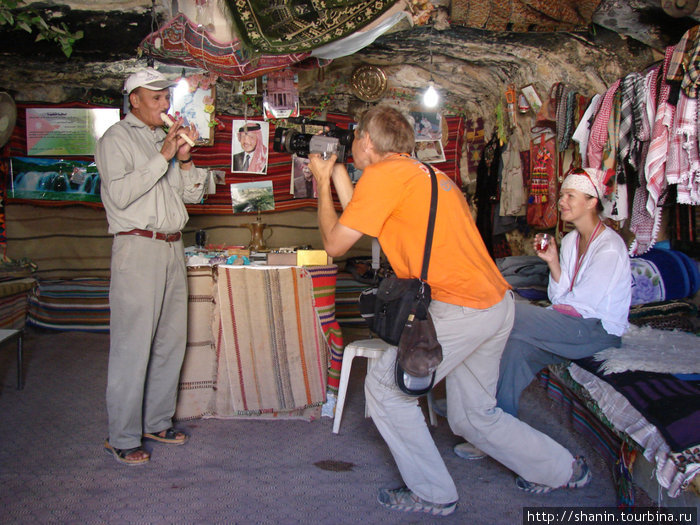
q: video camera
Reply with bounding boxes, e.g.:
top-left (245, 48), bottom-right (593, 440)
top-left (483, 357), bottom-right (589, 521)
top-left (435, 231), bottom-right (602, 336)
top-left (273, 117), bottom-right (354, 164)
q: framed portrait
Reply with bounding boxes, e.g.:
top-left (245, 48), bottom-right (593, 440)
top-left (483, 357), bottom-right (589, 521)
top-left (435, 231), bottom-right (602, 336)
top-left (232, 120), bottom-right (269, 174)
top-left (170, 80), bottom-right (216, 146)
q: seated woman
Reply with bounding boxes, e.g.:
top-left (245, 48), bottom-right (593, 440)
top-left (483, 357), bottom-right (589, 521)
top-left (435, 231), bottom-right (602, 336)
top-left (454, 168), bottom-right (631, 482)
top-left (496, 168), bottom-right (631, 417)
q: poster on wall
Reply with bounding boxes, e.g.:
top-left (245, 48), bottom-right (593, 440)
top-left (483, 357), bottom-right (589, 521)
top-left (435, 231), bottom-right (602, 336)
top-left (9, 157), bottom-right (101, 203)
top-left (25, 108), bottom-right (120, 156)
top-left (231, 120), bottom-right (269, 174)
top-left (262, 70), bottom-right (300, 120)
top-left (230, 180), bottom-right (275, 213)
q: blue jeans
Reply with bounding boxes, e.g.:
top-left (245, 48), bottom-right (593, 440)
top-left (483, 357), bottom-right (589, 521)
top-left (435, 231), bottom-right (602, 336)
top-left (496, 301), bottom-right (621, 417)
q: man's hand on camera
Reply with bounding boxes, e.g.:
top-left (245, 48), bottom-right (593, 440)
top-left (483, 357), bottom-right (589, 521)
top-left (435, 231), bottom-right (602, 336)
top-left (308, 153), bottom-right (337, 187)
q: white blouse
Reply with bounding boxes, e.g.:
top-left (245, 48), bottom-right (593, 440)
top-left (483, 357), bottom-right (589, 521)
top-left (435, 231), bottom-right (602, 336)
top-left (548, 227), bottom-right (631, 336)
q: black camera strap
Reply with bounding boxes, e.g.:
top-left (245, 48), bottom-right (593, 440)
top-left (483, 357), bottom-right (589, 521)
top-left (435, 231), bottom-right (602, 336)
top-left (420, 163), bottom-right (438, 284)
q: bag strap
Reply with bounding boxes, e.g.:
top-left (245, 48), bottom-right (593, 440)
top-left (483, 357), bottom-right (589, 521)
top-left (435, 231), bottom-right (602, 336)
top-left (420, 163), bottom-right (438, 282)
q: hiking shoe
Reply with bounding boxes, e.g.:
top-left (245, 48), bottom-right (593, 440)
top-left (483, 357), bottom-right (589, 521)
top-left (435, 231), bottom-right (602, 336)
top-left (515, 456), bottom-right (591, 494)
top-left (454, 441), bottom-right (486, 460)
top-left (377, 486), bottom-right (457, 516)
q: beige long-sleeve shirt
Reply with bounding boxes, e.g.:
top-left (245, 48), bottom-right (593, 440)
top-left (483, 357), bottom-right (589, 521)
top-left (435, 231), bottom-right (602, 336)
top-left (95, 112), bottom-right (207, 235)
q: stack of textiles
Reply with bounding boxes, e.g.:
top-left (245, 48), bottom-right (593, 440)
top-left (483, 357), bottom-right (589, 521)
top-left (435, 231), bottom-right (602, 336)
top-left (0, 277), bottom-right (36, 329)
top-left (541, 360), bottom-right (700, 507)
top-left (0, 259), bottom-right (36, 329)
top-left (27, 278), bottom-right (110, 332)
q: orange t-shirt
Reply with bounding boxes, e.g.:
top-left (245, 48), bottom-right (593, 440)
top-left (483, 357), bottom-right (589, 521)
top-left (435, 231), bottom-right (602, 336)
top-left (340, 154), bottom-right (509, 309)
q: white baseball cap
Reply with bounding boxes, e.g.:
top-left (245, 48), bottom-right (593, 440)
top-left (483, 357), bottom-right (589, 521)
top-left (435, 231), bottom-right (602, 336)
top-left (123, 68), bottom-right (176, 94)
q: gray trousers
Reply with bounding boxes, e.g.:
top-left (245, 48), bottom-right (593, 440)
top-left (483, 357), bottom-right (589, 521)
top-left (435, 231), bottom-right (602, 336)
top-left (365, 293), bottom-right (575, 504)
top-left (106, 235), bottom-right (188, 449)
top-left (496, 301), bottom-right (621, 417)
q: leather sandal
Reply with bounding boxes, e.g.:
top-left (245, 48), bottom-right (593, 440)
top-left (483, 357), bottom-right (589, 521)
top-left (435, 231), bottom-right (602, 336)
top-left (143, 427), bottom-right (188, 445)
top-left (104, 440), bottom-right (150, 465)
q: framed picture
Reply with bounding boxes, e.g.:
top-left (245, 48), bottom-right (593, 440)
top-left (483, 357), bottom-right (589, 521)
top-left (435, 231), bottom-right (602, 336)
top-left (170, 78), bottom-right (216, 146)
top-left (409, 111), bottom-right (442, 141)
top-left (232, 120), bottom-right (269, 174)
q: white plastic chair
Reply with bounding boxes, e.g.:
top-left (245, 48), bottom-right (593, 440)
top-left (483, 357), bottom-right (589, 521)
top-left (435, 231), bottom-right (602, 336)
top-left (332, 338), bottom-right (436, 434)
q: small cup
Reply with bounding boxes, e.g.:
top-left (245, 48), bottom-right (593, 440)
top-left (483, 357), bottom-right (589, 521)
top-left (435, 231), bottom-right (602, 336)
top-left (536, 233), bottom-right (550, 252)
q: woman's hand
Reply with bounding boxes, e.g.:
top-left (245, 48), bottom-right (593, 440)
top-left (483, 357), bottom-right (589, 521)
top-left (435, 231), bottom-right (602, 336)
top-left (533, 233), bottom-right (558, 263)
top-left (534, 233), bottom-right (562, 282)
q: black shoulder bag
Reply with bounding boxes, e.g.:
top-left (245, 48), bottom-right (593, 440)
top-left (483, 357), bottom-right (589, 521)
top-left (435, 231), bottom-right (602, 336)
top-left (358, 164), bottom-right (442, 396)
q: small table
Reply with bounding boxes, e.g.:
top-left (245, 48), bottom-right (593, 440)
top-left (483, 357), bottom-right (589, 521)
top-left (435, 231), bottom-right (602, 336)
top-left (0, 329), bottom-right (23, 389)
top-left (176, 264), bottom-right (343, 421)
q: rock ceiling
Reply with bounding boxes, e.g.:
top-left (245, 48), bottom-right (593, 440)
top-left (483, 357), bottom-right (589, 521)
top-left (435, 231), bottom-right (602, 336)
top-left (0, 1), bottom-right (698, 116)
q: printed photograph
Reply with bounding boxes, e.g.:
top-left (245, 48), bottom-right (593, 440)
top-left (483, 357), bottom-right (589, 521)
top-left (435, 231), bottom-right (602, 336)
top-left (291, 155), bottom-right (316, 199)
top-left (414, 140), bottom-right (446, 164)
top-left (232, 120), bottom-right (269, 174)
top-left (230, 180), bottom-right (275, 213)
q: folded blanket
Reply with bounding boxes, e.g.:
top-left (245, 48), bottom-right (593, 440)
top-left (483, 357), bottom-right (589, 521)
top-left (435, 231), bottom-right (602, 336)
top-left (575, 356), bottom-right (700, 453)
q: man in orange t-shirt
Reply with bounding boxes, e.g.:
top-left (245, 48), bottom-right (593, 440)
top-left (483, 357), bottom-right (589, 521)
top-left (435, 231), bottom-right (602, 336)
top-left (309, 106), bottom-right (588, 517)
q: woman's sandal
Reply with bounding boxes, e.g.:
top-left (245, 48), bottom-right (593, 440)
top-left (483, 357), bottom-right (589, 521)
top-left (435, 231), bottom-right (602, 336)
top-left (143, 427), bottom-right (188, 445)
top-left (104, 440), bottom-right (150, 465)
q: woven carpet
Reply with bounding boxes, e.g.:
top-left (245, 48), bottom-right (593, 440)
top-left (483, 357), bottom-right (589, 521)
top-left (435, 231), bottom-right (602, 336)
top-left (177, 266), bottom-right (328, 421)
top-left (223, 0), bottom-right (397, 54)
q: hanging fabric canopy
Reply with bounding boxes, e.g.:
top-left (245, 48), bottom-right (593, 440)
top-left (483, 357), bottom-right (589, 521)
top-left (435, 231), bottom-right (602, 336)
top-left (221, 0), bottom-right (400, 55)
top-left (139, 13), bottom-right (330, 81)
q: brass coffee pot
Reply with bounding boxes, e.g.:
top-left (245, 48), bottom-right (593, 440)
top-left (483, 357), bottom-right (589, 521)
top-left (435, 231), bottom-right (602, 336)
top-left (242, 219), bottom-right (273, 251)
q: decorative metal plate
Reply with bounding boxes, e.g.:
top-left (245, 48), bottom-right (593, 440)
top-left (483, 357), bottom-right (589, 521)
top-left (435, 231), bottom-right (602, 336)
top-left (351, 65), bottom-right (388, 102)
top-left (661, 0), bottom-right (698, 17)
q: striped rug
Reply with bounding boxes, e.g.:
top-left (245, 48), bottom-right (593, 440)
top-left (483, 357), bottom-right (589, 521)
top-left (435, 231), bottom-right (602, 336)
top-left (177, 265), bottom-right (328, 421)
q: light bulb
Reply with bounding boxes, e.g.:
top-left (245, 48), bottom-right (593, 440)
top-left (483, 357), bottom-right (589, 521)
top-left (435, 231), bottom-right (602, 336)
top-left (423, 82), bottom-right (439, 108)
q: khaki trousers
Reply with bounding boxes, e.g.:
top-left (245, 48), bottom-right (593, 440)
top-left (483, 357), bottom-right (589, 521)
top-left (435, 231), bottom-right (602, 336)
top-left (364, 292), bottom-right (574, 504)
top-left (106, 235), bottom-right (188, 449)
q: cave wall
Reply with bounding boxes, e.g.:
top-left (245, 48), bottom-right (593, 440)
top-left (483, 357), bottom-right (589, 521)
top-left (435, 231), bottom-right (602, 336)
top-left (0, 11), bottom-right (667, 277)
